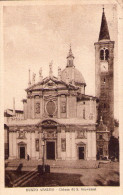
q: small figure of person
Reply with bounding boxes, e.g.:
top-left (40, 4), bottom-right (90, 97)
top-left (27, 154), bottom-right (30, 161)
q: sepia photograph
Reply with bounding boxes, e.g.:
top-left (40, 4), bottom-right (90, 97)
top-left (2, 0), bottom-right (120, 189)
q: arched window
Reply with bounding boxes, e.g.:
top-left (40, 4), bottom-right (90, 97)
top-left (100, 48), bottom-right (109, 61)
top-left (105, 49), bottom-right (109, 60)
top-left (100, 49), bottom-right (104, 60)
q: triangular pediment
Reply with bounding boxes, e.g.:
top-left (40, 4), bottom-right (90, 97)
top-left (26, 77), bottom-right (71, 92)
top-left (43, 79), bottom-right (58, 89)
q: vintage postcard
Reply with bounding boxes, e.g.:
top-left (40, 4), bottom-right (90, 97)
top-left (0, 0), bottom-right (123, 194)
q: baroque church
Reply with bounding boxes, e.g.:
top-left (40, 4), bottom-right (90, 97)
top-left (6, 9), bottom-right (114, 161)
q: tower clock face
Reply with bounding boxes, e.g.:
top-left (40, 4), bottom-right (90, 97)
top-left (100, 61), bottom-right (108, 72)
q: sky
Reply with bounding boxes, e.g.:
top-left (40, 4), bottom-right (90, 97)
top-left (3, 4), bottom-right (118, 119)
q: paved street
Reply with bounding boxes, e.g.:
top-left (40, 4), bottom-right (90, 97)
top-left (5, 162), bottom-right (119, 187)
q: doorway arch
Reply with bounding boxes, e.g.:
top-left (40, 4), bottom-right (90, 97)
top-left (18, 142), bottom-right (27, 159)
top-left (77, 142), bottom-right (86, 160)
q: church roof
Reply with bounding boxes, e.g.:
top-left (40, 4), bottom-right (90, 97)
top-left (61, 67), bottom-right (86, 86)
top-left (77, 93), bottom-right (97, 101)
top-left (98, 8), bottom-right (110, 41)
top-left (61, 46), bottom-right (86, 86)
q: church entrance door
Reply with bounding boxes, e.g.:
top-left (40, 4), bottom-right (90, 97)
top-left (79, 147), bottom-right (84, 159)
top-left (46, 141), bottom-right (55, 160)
top-left (20, 147), bottom-right (25, 159)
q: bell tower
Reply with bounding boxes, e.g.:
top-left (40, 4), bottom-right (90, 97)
top-left (94, 8), bottom-right (115, 133)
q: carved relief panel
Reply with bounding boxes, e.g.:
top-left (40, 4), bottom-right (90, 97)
top-left (18, 130), bottom-right (26, 139)
top-left (43, 129), bottom-right (57, 139)
top-left (77, 130), bottom-right (87, 139)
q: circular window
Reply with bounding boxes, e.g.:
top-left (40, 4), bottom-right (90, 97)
top-left (46, 101), bottom-right (56, 116)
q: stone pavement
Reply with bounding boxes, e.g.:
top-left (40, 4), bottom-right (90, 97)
top-left (5, 159), bottom-right (100, 171)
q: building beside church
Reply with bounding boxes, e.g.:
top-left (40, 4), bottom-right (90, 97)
top-left (95, 8), bottom-right (115, 159)
top-left (6, 9), bottom-right (114, 161)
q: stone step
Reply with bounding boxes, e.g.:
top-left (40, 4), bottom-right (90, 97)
top-left (6, 160), bottom-right (99, 169)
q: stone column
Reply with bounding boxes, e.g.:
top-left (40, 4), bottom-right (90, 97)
top-left (30, 132), bottom-right (32, 158)
top-left (12, 132), bottom-right (14, 156)
top-left (39, 127), bottom-right (43, 159)
top-left (91, 131), bottom-right (96, 160)
top-left (57, 96), bottom-right (60, 118)
top-left (13, 132), bottom-right (16, 157)
top-left (71, 131), bottom-right (76, 159)
top-left (89, 98), bottom-right (93, 120)
top-left (94, 100), bottom-right (97, 122)
top-left (27, 98), bottom-right (31, 119)
top-left (57, 127), bottom-right (61, 159)
top-left (32, 98), bottom-right (35, 119)
top-left (25, 103), bottom-right (28, 119)
top-left (26, 132), bottom-right (30, 157)
top-left (42, 97), bottom-right (44, 117)
top-left (40, 96), bottom-right (43, 118)
top-left (67, 95), bottom-right (69, 118)
top-left (16, 132), bottom-right (18, 158)
top-left (69, 132), bottom-right (72, 159)
top-left (31, 132), bottom-right (35, 159)
top-left (9, 132), bottom-right (13, 158)
top-left (66, 129), bottom-right (70, 159)
top-left (87, 131), bottom-right (92, 160)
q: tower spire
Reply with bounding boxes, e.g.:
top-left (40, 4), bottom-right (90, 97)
top-left (66, 44), bottom-right (75, 67)
top-left (98, 8), bottom-right (110, 41)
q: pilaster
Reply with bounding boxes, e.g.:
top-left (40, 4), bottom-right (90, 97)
top-left (57, 128), bottom-right (61, 159)
top-left (39, 127), bottom-right (43, 159)
top-left (67, 95), bottom-right (69, 118)
top-left (31, 131), bottom-right (35, 159)
top-left (32, 98), bottom-right (35, 119)
top-left (66, 131), bottom-right (70, 159)
top-left (57, 96), bottom-right (60, 118)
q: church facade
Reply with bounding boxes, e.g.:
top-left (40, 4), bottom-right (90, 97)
top-left (7, 9), bottom-right (114, 161)
top-left (8, 48), bottom-right (97, 161)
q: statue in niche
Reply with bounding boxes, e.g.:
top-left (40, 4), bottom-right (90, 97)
top-left (35, 102), bottom-right (40, 114)
top-left (61, 138), bottom-right (66, 151)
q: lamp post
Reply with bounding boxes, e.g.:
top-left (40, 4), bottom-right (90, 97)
top-left (42, 131), bottom-right (45, 173)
